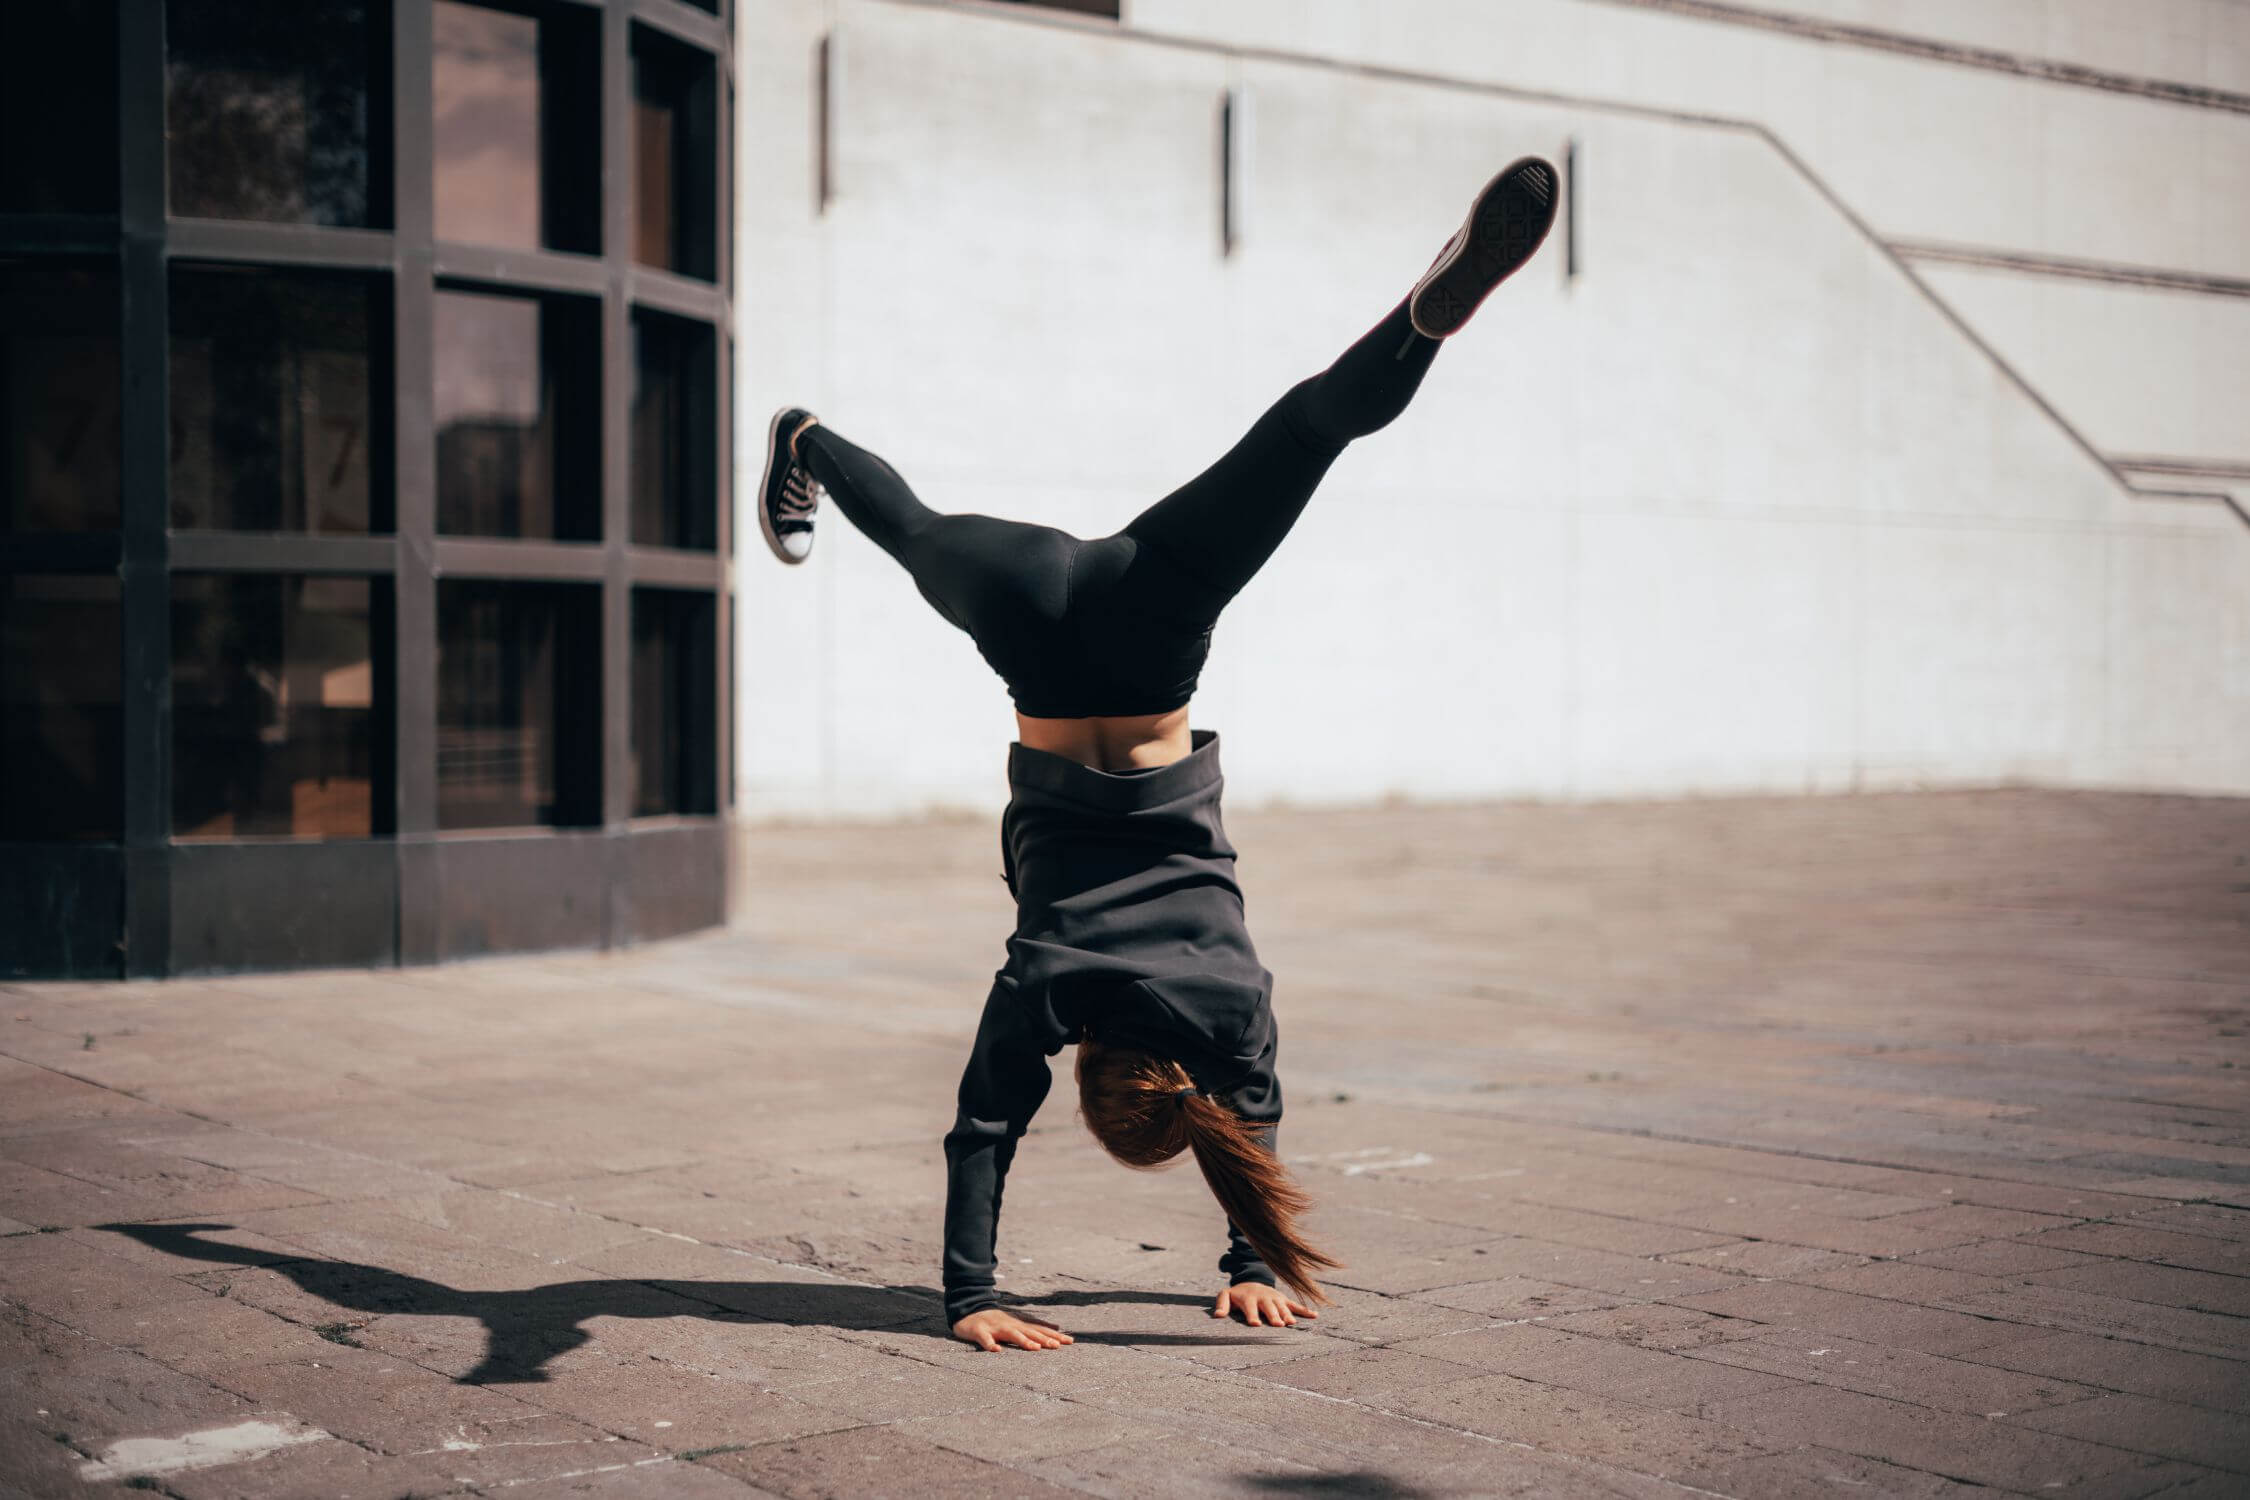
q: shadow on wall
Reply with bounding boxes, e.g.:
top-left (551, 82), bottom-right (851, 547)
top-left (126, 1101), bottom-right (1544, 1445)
top-left (98, 1222), bottom-right (1281, 1383)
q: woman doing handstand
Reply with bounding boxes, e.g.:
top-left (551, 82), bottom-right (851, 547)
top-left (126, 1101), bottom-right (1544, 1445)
top-left (756, 158), bottom-right (1559, 1352)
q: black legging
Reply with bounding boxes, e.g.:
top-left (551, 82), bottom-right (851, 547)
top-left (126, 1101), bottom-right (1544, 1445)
top-left (797, 297), bottom-right (1441, 719)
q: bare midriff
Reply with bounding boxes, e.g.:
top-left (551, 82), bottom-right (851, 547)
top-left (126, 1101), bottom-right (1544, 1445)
top-left (1014, 706), bottom-right (1193, 772)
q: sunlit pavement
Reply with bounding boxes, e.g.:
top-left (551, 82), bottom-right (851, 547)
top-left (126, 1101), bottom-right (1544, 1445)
top-left (3, 789), bottom-right (2246, 1497)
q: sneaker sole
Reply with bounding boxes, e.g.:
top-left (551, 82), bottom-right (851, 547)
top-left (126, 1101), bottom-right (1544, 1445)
top-left (758, 407), bottom-right (809, 566)
top-left (1409, 156), bottom-right (1559, 339)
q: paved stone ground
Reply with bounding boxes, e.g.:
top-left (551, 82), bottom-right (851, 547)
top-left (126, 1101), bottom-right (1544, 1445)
top-left (3, 789), bottom-right (2247, 1499)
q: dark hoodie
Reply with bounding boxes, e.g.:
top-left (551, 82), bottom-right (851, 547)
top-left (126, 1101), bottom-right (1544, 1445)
top-left (942, 728), bottom-right (1283, 1324)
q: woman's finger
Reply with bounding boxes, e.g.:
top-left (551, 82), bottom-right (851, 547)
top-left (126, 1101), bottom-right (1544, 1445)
top-left (975, 1330), bottom-right (1001, 1352)
top-left (1212, 1290), bottom-right (1229, 1318)
top-left (1242, 1299), bottom-right (1265, 1327)
top-left (1290, 1301), bottom-right (1319, 1319)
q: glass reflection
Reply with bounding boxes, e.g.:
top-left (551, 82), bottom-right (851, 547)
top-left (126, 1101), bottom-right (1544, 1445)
top-left (170, 267), bottom-right (381, 534)
top-left (630, 588), bottom-right (715, 817)
top-left (632, 29), bottom-right (715, 280)
top-left (435, 288), bottom-right (598, 539)
top-left (0, 575), bottom-right (121, 842)
top-left (1, 265), bottom-right (120, 532)
top-left (437, 581), bottom-right (600, 829)
top-left (433, 1), bottom-right (540, 251)
top-left (629, 311), bottom-right (715, 550)
top-left (166, 0), bottom-right (381, 227)
top-left (172, 574), bottom-right (379, 840)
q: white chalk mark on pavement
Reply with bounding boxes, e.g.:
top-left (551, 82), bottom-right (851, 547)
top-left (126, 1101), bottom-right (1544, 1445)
top-left (1340, 1152), bottom-right (1435, 1175)
top-left (76, 1418), bottom-right (331, 1481)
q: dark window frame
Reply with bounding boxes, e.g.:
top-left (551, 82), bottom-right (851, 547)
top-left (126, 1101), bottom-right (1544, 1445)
top-left (0, 0), bottom-right (733, 976)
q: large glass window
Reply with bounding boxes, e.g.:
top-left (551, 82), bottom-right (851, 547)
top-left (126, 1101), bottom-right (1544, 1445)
top-left (166, 0), bottom-right (387, 228)
top-left (629, 310), bottom-right (716, 550)
top-left (630, 588), bottom-right (715, 818)
top-left (170, 267), bottom-right (388, 534)
top-left (437, 580), bottom-right (599, 829)
top-left (2, 264), bottom-right (120, 533)
top-left (1, 575), bottom-right (121, 842)
top-left (435, 288), bottom-right (599, 539)
top-left (172, 574), bottom-right (385, 840)
top-left (0, 1), bottom-right (119, 215)
top-left (433, 0), bottom-right (600, 254)
top-left (631, 27), bottom-right (717, 281)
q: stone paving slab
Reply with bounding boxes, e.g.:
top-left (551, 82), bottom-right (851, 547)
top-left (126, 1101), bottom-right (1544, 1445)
top-left (1, 788), bottom-right (2246, 1497)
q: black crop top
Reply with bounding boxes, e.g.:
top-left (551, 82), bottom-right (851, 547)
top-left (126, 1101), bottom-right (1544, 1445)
top-left (941, 732), bottom-right (1285, 1323)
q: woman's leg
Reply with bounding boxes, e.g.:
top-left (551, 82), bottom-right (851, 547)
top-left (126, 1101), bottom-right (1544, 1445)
top-left (1119, 297), bottom-right (1440, 606)
top-left (795, 422), bottom-right (941, 568)
top-left (796, 421), bottom-right (1077, 639)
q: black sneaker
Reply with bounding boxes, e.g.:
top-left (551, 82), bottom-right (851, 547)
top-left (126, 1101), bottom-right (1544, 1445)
top-left (1408, 157), bottom-right (1559, 339)
top-left (759, 407), bottom-right (821, 564)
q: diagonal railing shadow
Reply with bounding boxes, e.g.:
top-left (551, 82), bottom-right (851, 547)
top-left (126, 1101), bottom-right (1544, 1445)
top-left (99, 1223), bottom-right (1286, 1383)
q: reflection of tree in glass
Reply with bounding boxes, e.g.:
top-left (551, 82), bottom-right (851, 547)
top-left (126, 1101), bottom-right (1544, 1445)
top-left (165, 0), bottom-right (373, 228)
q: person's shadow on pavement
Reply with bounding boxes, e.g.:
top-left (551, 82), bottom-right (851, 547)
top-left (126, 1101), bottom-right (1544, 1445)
top-left (97, 1222), bottom-right (1256, 1385)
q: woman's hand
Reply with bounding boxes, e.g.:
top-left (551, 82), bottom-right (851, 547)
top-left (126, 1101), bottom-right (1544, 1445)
top-left (1212, 1282), bottom-right (1319, 1327)
top-left (951, 1308), bottom-right (1075, 1352)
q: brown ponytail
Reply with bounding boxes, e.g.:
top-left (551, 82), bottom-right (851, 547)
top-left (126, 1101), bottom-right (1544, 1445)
top-left (1075, 1040), bottom-right (1340, 1305)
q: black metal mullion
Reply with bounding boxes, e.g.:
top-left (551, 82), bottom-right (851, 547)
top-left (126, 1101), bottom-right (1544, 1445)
top-left (169, 533), bottom-right (400, 574)
top-left (624, 547), bottom-right (723, 589)
top-left (116, 0), bottom-right (169, 977)
top-left (166, 219), bottom-right (397, 271)
top-left (626, 0), bottom-right (723, 55)
top-left (624, 265), bottom-right (725, 322)
top-left (435, 538), bottom-right (608, 580)
top-left (432, 241), bottom-right (607, 297)
top-left (393, 0), bottom-right (441, 963)
top-left (601, 0), bottom-right (635, 939)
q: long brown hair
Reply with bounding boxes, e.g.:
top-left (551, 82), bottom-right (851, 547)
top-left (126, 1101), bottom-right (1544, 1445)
top-left (1075, 1039), bottom-right (1339, 1305)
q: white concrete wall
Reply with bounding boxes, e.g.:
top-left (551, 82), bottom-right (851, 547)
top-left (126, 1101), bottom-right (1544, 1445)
top-left (1127, 0), bottom-right (2250, 277)
top-left (1702, 0), bottom-right (2250, 94)
top-left (1129, 0), bottom-right (2250, 479)
top-left (734, 0), bottom-right (2249, 818)
top-left (1913, 265), bottom-right (2250, 460)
